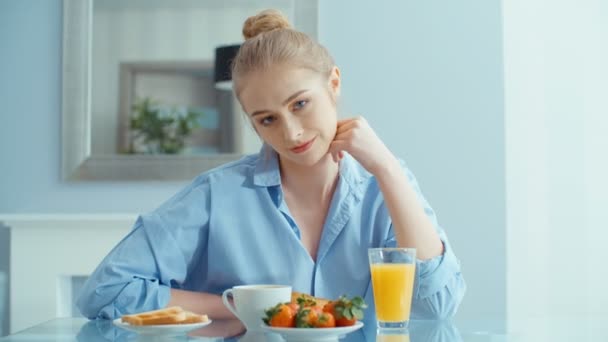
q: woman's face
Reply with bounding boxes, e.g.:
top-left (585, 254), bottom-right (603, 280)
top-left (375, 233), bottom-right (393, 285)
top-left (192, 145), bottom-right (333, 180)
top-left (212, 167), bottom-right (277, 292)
top-left (238, 64), bottom-right (341, 167)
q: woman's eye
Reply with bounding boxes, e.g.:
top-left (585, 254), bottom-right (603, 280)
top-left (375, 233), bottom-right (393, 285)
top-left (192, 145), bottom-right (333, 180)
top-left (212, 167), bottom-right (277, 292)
top-left (293, 99), bottom-right (308, 111)
top-left (259, 116), bottom-right (276, 126)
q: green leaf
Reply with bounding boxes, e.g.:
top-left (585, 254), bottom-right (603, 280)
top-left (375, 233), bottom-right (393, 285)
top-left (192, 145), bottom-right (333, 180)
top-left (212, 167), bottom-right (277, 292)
top-left (351, 296), bottom-right (367, 308)
top-left (351, 308), bottom-right (364, 319)
top-left (295, 308), bottom-right (314, 328)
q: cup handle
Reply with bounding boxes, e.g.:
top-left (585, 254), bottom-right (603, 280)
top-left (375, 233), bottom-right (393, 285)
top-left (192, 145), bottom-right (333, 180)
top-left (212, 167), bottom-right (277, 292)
top-left (222, 289), bottom-right (239, 318)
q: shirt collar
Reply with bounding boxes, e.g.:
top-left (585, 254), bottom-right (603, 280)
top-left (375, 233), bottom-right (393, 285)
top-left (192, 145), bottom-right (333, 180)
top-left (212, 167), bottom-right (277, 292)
top-left (252, 144), bottom-right (373, 189)
top-left (338, 153), bottom-right (373, 201)
top-left (252, 144), bottom-right (281, 187)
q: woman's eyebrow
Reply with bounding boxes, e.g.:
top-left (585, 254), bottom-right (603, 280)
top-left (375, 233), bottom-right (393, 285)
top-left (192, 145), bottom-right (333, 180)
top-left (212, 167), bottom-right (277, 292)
top-left (282, 89), bottom-right (308, 105)
top-left (251, 89), bottom-right (309, 117)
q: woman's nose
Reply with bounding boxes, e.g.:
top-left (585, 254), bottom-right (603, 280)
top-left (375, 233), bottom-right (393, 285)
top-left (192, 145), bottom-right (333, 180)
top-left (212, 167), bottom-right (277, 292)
top-left (283, 119), bottom-right (303, 141)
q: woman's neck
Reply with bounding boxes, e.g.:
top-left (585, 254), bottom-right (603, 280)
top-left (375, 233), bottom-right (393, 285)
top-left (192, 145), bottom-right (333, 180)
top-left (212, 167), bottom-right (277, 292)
top-left (279, 154), bottom-right (340, 203)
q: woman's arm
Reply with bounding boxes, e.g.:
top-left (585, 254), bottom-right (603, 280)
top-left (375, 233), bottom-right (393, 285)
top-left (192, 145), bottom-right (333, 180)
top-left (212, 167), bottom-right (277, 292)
top-left (76, 218), bottom-right (179, 319)
top-left (329, 117), bottom-right (442, 259)
top-left (77, 180), bottom-right (213, 319)
top-left (330, 117), bottom-right (465, 317)
top-left (373, 158), bottom-right (444, 259)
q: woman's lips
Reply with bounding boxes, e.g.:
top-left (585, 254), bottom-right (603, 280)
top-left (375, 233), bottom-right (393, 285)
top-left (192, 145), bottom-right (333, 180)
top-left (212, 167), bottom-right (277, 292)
top-left (290, 137), bottom-right (316, 154)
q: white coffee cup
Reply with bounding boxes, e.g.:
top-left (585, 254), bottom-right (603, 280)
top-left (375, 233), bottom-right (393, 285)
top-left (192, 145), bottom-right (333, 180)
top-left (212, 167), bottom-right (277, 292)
top-left (222, 284), bottom-right (291, 332)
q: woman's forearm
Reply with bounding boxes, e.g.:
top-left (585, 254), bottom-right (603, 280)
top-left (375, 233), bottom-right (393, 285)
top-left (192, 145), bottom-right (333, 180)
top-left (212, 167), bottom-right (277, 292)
top-left (167, 289), bottom-right (237, 320)
top-left (374, 158), bottom-right (444, 260)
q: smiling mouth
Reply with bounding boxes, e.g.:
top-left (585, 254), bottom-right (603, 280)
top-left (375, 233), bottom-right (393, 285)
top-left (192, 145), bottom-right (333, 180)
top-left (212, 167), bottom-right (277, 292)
top-left (290, 137), bottom-right (316, 154)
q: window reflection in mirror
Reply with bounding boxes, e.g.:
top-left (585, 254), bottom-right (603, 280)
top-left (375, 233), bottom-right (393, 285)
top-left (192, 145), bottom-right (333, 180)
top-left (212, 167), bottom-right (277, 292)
top-left (90, 0), bottom-right (295, 156)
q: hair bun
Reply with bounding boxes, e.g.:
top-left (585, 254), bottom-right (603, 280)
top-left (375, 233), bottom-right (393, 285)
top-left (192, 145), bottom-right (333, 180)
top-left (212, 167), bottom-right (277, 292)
top-left (242, 9), bottom-right (292, 40)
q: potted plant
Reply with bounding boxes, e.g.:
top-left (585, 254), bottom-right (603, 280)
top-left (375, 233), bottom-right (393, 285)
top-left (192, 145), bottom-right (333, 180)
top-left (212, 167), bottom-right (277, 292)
top-left (126, 97), bottom-right (204, 154)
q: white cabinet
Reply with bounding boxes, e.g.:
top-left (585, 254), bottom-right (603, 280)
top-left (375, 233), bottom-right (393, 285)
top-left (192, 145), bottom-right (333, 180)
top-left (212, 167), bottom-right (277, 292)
top-left (0, 215), bottom-right (135, 334)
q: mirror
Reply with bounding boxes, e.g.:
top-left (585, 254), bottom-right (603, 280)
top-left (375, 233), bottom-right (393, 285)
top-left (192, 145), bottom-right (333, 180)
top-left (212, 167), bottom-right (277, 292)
top-left (62, 0), bottom-right (319, 181)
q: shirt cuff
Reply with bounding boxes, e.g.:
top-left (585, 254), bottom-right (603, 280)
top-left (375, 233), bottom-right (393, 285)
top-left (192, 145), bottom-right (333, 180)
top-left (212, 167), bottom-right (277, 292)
top-left (100, 281), bottom-right (173, 319)
top-left (414, 239), bottom-right (461, 299)
top-left (158, 283), bottom-right (173, 308)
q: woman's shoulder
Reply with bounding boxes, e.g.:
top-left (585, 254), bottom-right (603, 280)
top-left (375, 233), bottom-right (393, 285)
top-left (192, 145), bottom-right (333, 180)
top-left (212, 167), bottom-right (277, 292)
top-left (190, 153), bottom-right (259, 185)
top-left (150, 153), bottom-right (261, 214)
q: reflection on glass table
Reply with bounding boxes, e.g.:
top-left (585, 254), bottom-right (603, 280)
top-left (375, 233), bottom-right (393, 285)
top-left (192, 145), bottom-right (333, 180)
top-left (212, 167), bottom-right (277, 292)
top-left (2, 316), bottom-right (608, 341)
top-left (1, 318), bottom-right (462, 342)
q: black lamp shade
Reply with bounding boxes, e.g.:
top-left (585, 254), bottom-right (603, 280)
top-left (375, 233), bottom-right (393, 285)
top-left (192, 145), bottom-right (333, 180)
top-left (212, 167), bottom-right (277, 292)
top-left (214, 44), bottom-right (241, 83)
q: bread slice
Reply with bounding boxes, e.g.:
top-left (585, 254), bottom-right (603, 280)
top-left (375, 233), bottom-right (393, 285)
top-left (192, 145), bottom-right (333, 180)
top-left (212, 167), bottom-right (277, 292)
top-left (181, 311), bottom-right (209, 324)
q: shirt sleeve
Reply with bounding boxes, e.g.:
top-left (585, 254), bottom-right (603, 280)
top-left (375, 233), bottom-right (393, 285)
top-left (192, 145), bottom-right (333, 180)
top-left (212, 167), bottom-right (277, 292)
top-left (76, 181), bottom-right (211, 319)
top-left (411, 229), bottom-right (466, 319)
top-left (384, 162), bottom-right (466, 319)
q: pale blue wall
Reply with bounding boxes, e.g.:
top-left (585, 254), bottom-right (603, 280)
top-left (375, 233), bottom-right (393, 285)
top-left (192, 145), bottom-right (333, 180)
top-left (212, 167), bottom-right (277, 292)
top-left (0, 0), bottom-right (186, 214)
top-left (320, 0), bottom-right (506, 324)
top-left (0, 0), bottom-right (505, 324)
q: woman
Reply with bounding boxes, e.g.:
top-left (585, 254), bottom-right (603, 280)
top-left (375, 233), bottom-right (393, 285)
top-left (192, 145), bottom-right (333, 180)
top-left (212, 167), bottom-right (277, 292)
top-left (77, 9), bottom-right (465, 322)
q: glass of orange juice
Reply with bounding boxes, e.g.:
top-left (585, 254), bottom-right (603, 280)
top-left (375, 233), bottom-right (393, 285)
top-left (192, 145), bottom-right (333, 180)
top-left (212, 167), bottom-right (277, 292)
top-left (368, 248), bottom-right (416, 330)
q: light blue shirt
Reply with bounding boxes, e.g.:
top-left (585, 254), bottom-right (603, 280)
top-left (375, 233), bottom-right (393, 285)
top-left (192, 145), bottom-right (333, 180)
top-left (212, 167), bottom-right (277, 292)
top-left (77, 146), bottom-right (465, 321)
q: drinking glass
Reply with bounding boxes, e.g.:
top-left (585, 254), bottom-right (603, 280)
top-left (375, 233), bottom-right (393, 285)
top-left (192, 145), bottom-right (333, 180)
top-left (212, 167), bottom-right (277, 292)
top-left (368, 248), bottom-right (416, 330)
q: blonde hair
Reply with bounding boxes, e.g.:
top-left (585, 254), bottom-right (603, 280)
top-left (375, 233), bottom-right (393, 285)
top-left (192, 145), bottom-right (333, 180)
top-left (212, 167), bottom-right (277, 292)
top-left (232, 9), bottom-right (335, 95)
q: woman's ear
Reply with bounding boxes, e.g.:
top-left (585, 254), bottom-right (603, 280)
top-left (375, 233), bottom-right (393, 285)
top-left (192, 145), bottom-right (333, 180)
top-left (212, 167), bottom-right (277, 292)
top-left (328, 66), bottom-right (341, 98)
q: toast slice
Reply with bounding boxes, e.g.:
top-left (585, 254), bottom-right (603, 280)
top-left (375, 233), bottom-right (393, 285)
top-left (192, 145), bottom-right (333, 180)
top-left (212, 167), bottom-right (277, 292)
top-left (181, 311), bottom-right (210, 324)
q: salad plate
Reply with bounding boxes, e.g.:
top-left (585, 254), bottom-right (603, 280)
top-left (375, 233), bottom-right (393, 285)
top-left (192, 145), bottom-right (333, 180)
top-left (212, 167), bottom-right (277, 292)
top-left (260, 321), bottom-right (364, 341)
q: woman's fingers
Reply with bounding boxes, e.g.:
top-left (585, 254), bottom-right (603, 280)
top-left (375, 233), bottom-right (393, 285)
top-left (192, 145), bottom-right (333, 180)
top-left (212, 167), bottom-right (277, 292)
top-left (331, 116), bottom-right (369, 162)
top-left (335, 117), bottom-right (363, 133)
top-left (328, 139), bottom-right (348, 162)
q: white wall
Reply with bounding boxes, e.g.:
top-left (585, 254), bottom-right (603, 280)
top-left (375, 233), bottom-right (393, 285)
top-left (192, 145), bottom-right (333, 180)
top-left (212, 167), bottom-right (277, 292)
top-left (503, 0), bottom-right (608, 327)
top-left (320, 0), bottom-right (506, 324)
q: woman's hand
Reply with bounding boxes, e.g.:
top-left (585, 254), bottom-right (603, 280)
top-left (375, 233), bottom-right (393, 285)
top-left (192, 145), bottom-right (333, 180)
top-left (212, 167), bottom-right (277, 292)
top-left (328, 116), bottom-right (399, 176)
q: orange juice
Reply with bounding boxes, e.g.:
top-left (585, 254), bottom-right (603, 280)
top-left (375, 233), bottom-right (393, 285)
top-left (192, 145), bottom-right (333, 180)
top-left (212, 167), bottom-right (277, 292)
top-left (370, 263), bottom-right (416, 322)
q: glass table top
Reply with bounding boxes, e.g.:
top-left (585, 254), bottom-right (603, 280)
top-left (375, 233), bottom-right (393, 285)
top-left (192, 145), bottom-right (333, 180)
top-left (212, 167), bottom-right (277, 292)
top-left (1, 316), bottom-right (606, 341)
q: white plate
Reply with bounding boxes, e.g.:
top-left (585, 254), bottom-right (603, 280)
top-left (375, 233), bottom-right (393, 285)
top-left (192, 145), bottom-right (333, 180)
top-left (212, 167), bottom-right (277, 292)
top-left (113, 318), bottom-right (212, 336)
top-left (260, 321), bottom-right (364, 342)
